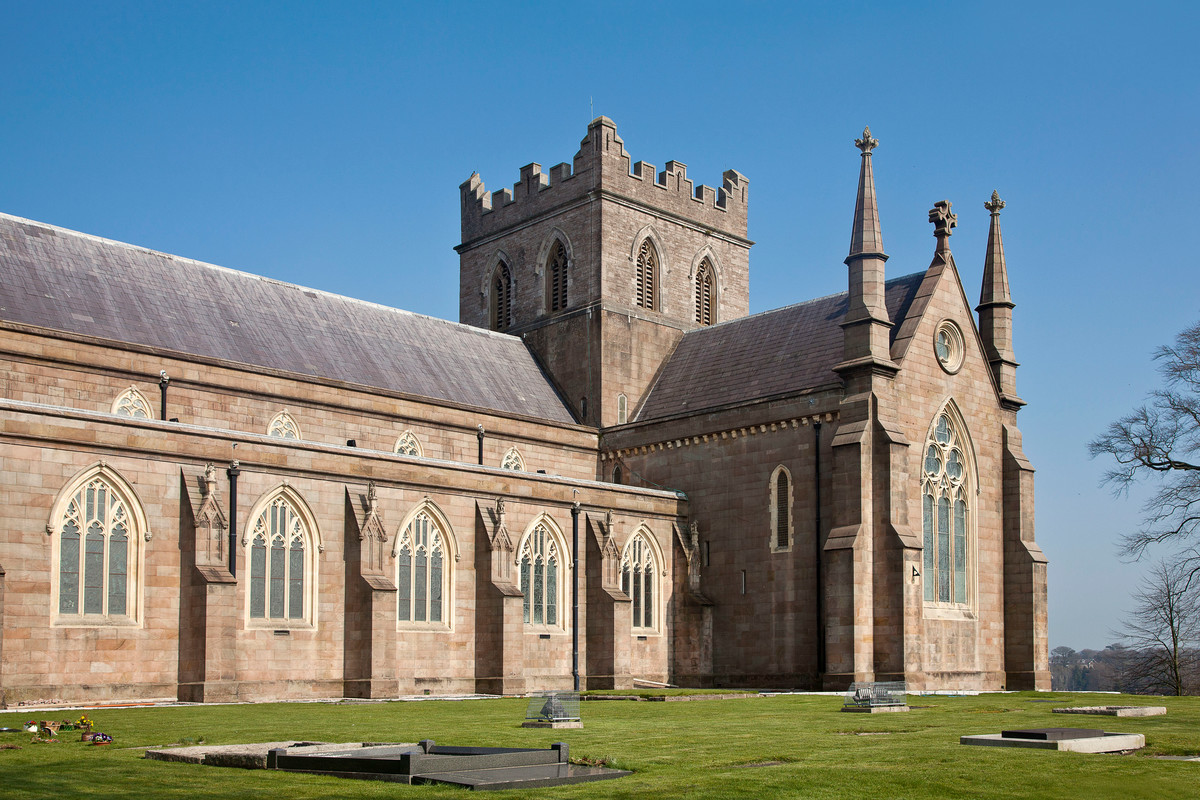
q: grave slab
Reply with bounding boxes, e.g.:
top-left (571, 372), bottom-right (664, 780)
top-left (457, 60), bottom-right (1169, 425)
top-left (962, 731), bottom-right (1145, 753)
top-left (1052, 706), bottom-right (1167, 717)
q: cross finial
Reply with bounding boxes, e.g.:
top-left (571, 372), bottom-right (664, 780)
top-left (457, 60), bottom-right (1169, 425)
top-left (855, 126), bottom-right (878, 154)
top-left (929, 200), bottom-right (957, 252)
top-left (984, 190), bottom-right (1005, 215)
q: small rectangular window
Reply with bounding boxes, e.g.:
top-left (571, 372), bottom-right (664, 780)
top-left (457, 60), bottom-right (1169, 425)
top-left (741, 569), bottom-right (746, 595)
top-left (703, 541), bottom-right (711, 567)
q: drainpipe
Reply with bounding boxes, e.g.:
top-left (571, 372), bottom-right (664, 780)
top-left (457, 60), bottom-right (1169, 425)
top-left (477, 425), bottom-right (485, 466)
top-left (158, 370), bottom-right (169, 420)
top-left (813, 419), bottom-right (825, 676)
top-left (227, 460), bottom-right (241, 577)
top-left (571, 496), bottom-right (581, 691)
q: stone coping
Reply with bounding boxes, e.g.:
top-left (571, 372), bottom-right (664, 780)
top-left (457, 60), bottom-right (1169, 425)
top-left (1052, 706), bottom-right (1167, 717)
top-left (961, 732), bottom-right (1145, 754)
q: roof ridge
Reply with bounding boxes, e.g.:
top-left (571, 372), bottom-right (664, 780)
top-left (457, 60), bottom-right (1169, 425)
top-left (0, 211), bottom-right (521, 345)
top-left (692, 270), bottom-right (925, 334)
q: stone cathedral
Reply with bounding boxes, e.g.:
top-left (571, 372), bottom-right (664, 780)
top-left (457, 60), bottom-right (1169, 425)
top-left (0, 119), bottom-right (1049, 705)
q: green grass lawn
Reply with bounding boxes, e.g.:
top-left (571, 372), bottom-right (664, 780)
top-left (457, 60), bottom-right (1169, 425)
top-left (2, 692), bottom-right (1197, 799)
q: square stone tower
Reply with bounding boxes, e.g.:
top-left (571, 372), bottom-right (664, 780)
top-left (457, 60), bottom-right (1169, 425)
top-left (457, 117), bottom-right (751, 430)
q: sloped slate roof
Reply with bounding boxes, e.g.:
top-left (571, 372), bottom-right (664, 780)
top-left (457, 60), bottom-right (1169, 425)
top-left (0, 213), bottom-right (575, 424)
top-left (636, 272), bottom-right (925, 421)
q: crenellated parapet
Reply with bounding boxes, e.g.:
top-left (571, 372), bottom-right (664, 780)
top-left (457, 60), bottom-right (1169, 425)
top-left (460, 117), bottom-right (749, 245)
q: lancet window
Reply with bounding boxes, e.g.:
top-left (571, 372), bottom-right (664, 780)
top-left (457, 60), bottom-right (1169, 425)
top-left (922, 411), bottom-right (972, 605)
top-left (770, 465), bottom-right (792, 551)
top-left (248, 494), bottom-right (312, 623)
top-left (55, 471), bottom-right (142, 621)
top-left (396, 510), bottom-right (449, 626)
top-left (519, 523), bottom-right (561, 627)
top-left (621, 531), bottom-right (657, 631)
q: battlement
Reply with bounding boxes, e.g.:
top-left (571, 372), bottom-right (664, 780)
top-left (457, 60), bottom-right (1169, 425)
top-left (460, 117), bottom-right (749, 245)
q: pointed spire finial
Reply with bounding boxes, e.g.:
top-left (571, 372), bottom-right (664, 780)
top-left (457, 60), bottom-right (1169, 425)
top-left (929, 200), bottom-right (956, 253)
top-left (985, 190), bottom-right (1005, 215)
top-left (855, 126), bottom-right (878, 154)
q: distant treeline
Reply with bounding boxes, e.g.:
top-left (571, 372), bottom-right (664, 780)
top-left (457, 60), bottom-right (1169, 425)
top-left (1051, 645), bottom-right (1200, 695)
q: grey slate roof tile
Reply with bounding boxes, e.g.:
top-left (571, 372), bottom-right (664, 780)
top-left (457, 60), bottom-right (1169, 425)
top-left (0, 213), bottom-right (576, 425)
top-left (636, 272), bottom-right (925, 421)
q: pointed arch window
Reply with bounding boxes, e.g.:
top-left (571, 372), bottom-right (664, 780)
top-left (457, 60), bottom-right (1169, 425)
top-left (621, 531), bottom-right (658, 631)
top-left (519, 522), bottom-right (563, 627)
top-left (547, 239), bottom-right (568, 312)
top-left (770, 465), bottom-right (792, 551)
top-left (113, 386), bottom-right (152, 419)
top-left (617, 393), bottom-right (628, 425)
top-left (636, 239), bottom-right (657, 310)
top-left (491, 261), bottom-right (514, 331)
top-left (501, 447), bottom-right (524, 471)
top-left (922, 411), bottom-right (972, 606)
top-left (695, 259), bottom-right (714, 326)
top-left (247, 492), bottom-right (316, 625)
top-left (396, 509), bottom-right (452, 628)
top-left (54, 469), bottom-right (145, 624)
top-left (394, 430), bottom-right (423, 458)
top-left (267, 410), bottom-right (300, 440)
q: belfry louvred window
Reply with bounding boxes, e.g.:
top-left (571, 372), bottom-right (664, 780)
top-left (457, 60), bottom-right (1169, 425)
top-left (491, 262), bottom-right (513, 331)
top-left (695, 260), bottom-right (714, 325)
top-left (636, 240), bottom-right (657, 310)
top-left (548, 240), bottom-right (568, 312)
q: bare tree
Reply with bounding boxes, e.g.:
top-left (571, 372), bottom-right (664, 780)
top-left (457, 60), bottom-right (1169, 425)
top-left (1115, 560), bottom-right (1200, 695)
top-left (1090, 320), bottom-right (1200, 567)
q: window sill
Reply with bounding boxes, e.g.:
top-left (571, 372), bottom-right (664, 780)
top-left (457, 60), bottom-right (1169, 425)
top-left (524, 626), bottom-right (568, 636)
top-left (246, 619), bottom-right (315, 631)
top-left (922, 604), bottom-right (976, 622)
top-left (398, 622), bottom-right (453, 633)
top-left (52, 615), bottom-right (140, 628)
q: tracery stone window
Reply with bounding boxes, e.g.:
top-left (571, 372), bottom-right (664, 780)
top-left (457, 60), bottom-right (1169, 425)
top-left (267, 410), bottom-right (300, 440)
top-left (491, 261), bottom-right (514, 331)
top-left (112, 386), bottom-right (152, 419)
top-left (635, 239), bottom-right (657, 310)
top-left (396, 509), bottom-right (451, 627)
top-left (770, 465), bottom-right (792, 551)
top-left (547, 239), bottom-right (568, 313)
top-left (519, 521), bottom-right (563, 627)
top-left (501, 447), bottom-right (524, 471)
top-left (54, 467), bottom-right (145, 624)
top-left (621, 530), bottom-right (658, 631)
top-left (695, 259), bottom-right (714, 325)
top-left (247, 491), bottom-right (317, 625)
top-left (922, 410), bottom-right (972, 605)
top-left (394, 430), bottom-right (422, 457)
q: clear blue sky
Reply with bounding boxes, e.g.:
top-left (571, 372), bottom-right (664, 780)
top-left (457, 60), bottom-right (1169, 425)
top-left (2, 1), bottom-right (1197, 650)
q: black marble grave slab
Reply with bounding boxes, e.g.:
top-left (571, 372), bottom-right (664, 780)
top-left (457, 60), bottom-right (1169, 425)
top-left (1001, 728), bottom-right (1107, 741)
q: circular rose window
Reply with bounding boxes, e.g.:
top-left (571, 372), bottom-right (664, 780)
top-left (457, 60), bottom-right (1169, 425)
top-left (934, 321), bottom-right (964, 374)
